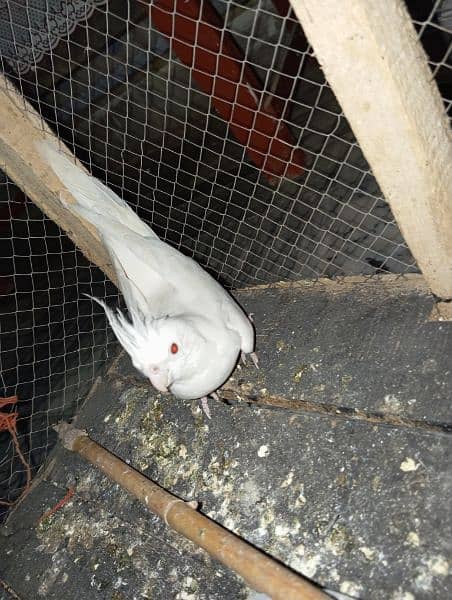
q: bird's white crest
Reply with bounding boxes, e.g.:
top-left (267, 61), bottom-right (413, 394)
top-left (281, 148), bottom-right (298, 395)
top-left (86, 294), bottom-right (176, 373)
top-left (86, 294), bottom-right (145, 361)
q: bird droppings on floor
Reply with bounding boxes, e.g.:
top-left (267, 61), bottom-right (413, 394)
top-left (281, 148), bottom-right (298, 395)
top-left (0, 276), bottom-right (451, 599)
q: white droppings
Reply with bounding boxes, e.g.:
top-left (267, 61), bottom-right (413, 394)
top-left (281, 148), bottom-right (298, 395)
top-left (295, 543), bottom-right (305, 556)
top-left (274, 523), bottom-right (291, 537)
top-left (400, 457), bottom-right (420, 472)
top-left (254, 527), bottom-right (269, 541)
top-left (359, 546), bottom-right (375, 560)
top-left (224, 517), bottom-right (237, 531)
top-left (259, 507), bottom-right (275, 530)
top-left (113, 576), bottom-right (128, 590)
top-left (103, 414), bottom-right (111, 423)
top-left (176, 576), bottom-right (198, 600)
top-left (391, 590), bottom-right (415, 600)
top-left (406, 531), bottom-right (420, 547)
top-left (414, 569), bottom-right (433, 591)
top-left (291, 554), bottom-right (321, 578)
top-left (177, 589), bottom-right (197, 599)
top-left (291, 519), bottom-right (301, 535)
top-left (281, 471), bottom-right (294, 488)
top-left (257, 445), bottom-right (269, 457)
top-left (384, 394), bottom-right (401, 411)
top-left (339, 580), bottom-right (363, 596)
top-left (178, 444), bottom-right (187, 459)
top-left (294, 483), bottom-right (306, 507)
top-left (428, 555), bottom-right (449, 576)
top-left (329, 568), bottom-right (340, 582)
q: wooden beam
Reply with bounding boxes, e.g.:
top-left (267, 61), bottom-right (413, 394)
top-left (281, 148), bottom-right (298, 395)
top-left (151, 0), bottom-right (304, 181)
top-left (288, 0), bottom-right (452, 298)
top-left (0, 75), bottom-right (117, 285)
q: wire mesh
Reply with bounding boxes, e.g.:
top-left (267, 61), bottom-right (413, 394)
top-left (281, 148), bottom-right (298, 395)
top-left (0, 0), bottom-right (450, 516)
top-left (0, 170), bottom-right (118, 518)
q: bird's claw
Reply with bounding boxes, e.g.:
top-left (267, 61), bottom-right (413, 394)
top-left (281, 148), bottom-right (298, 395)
top-left (240, 351), bottom-right (259, 369)
top-left (200, 396), bottom-right (211, 420)
top-left (200, 391), bottom-right (221, 419)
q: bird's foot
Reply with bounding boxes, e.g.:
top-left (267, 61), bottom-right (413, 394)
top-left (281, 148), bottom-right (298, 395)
top-left (200, 396), bottom-right (211, 420)
top-left (199, 392), bottom-right (222, 419)
top-left (250, 352), bottom-right (259, 369)
top-left (240, 351), bottom-right (259, 369)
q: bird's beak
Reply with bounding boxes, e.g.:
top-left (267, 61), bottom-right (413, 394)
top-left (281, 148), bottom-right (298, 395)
top-left (149, 371), bottom-right (170, 394)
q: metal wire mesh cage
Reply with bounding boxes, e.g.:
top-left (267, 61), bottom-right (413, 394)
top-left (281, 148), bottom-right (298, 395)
top-left (0, 0), bottom-right (450, 516)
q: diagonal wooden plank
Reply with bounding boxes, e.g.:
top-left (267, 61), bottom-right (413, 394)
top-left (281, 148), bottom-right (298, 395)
top-left (0, 75), bottom-right (117, 285)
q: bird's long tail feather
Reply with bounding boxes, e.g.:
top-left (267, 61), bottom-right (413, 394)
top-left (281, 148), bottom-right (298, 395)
top-left (38, 139), bottom-right (155, 239)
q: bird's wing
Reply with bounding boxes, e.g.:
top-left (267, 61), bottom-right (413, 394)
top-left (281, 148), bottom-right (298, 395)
top-left (91, 221), bottom-right (177, 318)
top-left (99, 222), bottom-right (233, 320)
top-left (119, 234), bottom-right (255, 353)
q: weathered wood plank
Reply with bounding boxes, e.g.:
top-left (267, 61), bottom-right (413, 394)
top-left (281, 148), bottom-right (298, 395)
top-left (0, 75), bottom-right (117, 285)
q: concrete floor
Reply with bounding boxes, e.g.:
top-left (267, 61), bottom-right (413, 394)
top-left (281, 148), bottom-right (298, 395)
top-left (0, 275), bottom-right (451, 599)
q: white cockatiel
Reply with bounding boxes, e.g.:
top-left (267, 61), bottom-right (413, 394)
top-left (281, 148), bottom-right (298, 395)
top-left (38, 140), bottom-right (256, 417)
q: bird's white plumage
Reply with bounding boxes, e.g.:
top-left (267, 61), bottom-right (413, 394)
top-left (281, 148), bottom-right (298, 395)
top-left (38, 140), bottom-right (255, 402)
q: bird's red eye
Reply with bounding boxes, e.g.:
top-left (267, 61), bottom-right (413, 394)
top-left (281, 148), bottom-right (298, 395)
top-left (170, 343), bottom-right (179, 354)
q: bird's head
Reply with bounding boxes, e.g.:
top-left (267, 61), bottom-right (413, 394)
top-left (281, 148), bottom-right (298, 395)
top-left (93, 299), bottom-right (238, 400)
top-left (93, 300), bottom-right (203, 392)
top-left (127, 316), bottom-right (206, 394)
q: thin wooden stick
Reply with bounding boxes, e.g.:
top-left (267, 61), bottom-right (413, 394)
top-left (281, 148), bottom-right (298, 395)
top-left (54, 422), bottom-right (328, 600)
top-left (0, 577), bottom-right (22, 600)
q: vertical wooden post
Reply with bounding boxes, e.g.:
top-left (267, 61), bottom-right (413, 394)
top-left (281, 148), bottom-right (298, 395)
top-left (289, 0), bottom-right (452, 298)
